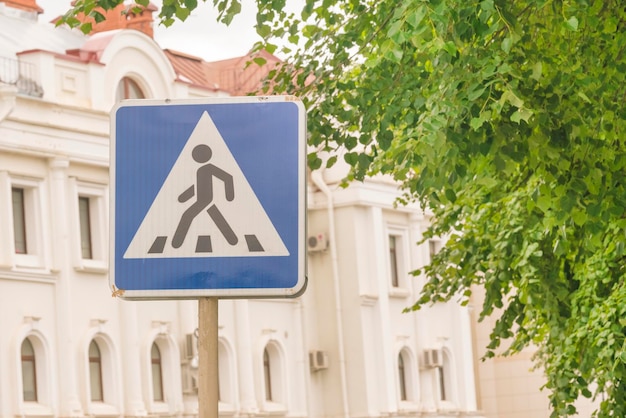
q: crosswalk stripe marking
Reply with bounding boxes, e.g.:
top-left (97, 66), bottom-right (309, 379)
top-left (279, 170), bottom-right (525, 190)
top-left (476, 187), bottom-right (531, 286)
top-left (196, 236), bottom-right (212, 253)
top-left (245, 235), bottom-right (264, 252)
top-left (148, 236), bottom-right (167, 254)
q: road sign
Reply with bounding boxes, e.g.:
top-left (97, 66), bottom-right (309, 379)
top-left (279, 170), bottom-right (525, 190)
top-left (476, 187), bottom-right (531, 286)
top-left (110, 96), bottom-right (306, 299)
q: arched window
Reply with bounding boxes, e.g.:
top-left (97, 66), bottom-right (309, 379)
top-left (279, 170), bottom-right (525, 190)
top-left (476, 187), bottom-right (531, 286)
top-left (116, 77), bottom-right (145, 101)
top-left (151, 343), bottom-right (164, 401)
top-left (261, 342), bottom-right (286, 409)
top-left (263, 348), bottom-right (272, 401)
top-left (398, 353), bottom-right (407, 401)
top-left (89, 340), bottom-right (103, 401)
top-left (21, 338), bottom-right (37, 402)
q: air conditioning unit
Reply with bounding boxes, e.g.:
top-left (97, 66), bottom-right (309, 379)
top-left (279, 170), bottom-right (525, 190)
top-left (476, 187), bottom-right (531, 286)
top-left (184, 333), bottom-right (197, 360)
top-left (307, 233), bottom-right (328, 252)
top-left (421, 348), bottom-right (443, 369)
top-left (182, 365), bottom-right (198, 394)
top-left (309, 350), bottom-right (329, 371)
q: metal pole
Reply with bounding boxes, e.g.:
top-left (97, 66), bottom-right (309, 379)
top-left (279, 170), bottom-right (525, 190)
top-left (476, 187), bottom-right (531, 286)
top-left (198, 297), bottom-right (219, 418)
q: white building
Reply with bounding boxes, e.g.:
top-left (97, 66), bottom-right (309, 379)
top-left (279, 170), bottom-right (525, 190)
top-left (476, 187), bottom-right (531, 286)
top-left (0, 1), bottom-right (484, 417)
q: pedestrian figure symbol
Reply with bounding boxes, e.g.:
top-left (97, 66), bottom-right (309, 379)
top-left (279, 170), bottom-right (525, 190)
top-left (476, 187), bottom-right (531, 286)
top-left (123, 111), bottom-right (289, 259)
top-left (172, 144), bottom-right (237, 248)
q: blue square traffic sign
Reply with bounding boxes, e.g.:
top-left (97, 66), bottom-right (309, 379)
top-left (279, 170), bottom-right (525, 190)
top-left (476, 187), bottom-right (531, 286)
top-left (110, 97), bottom-right (306, 299)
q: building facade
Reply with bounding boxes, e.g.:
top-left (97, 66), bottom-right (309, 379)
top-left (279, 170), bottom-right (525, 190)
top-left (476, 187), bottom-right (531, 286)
top-left (0, 1), bottom-right (484, 417)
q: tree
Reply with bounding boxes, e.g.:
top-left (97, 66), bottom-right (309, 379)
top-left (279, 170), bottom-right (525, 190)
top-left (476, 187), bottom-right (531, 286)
top-left (61, 1), bottom-right (626, 416)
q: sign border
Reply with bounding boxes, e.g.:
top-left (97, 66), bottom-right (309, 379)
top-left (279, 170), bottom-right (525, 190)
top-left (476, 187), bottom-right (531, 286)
top-left (110, 96), bottom-right (307, 300)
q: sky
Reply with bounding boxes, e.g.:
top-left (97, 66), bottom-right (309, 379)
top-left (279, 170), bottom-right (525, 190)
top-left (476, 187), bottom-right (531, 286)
top-left (39, 0), bottom-right (261, 61)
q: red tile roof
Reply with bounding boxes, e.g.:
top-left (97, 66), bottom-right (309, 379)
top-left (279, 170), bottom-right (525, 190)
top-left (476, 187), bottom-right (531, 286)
top-left (164, 48), bottom-right (281, 95)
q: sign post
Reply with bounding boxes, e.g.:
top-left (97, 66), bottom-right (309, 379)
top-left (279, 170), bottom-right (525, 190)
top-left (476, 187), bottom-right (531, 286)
top-left (198, 298), bottom-right (219, 418)
top-left (110, 96), bottom-right (306, 418)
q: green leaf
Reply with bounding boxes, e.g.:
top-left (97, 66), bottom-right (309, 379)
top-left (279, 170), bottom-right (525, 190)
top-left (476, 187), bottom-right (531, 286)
top-left (501, 37), bottom-right (512, 53)
top-left (407, 5), bottom-right (426, 28)
top-left (175, 5), bottom-right (190, 21)
top-left (183, 0), bottom-right (197, 10)
top-left (79, 22), bottom-right (93, 34)
top-left (307, 153), bottom-right (322, 170)
top-left (577, 91), bottom-right (591, 104)
top-left (257, 23), bottom-right (271, 38)
top-left (445, 188), bottom-right (457, 202)
top-left (344, 152), bottom-right (358, 166)
top-left (531, 61), bottom-right (542, 80)
top-left (565, 16), bottom-right (579, 31)
top-left (90, 10), bottom-right (106, 23)
top-left (253, 57), bottom-right (267, 66)
top-left (443, 41), bottom-right (457, 56)
top-left (510, 108), bottom-right (533, 124)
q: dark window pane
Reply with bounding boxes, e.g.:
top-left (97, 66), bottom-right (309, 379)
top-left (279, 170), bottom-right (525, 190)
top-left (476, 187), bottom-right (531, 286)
top-left (263, 348), bottom-right (272, 401)
top-left (398, 353), bottom-right (407, 401)
top-left (89, 340), bottom-right (103, 401)
top-left (21, 339), bottom-right (37, 402)
top-left (389, 236), bottom-right (399, 287)
top-left (116, 77), bottom-right (145, 101)
top-left (151, 343), bottom-right (164, 401)
top-left (79, 197), bottom-right (93, 259)
top-left (12, 188), bottom-right (27, 254)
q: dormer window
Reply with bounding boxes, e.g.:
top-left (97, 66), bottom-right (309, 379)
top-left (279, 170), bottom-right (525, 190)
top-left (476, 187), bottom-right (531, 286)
top-left (115, 77), bottom-right (144, 101)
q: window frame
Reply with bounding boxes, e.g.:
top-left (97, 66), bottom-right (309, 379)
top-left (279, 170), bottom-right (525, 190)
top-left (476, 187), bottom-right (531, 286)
top-left (79, 196), bottom-right (93, 260)
top-left (386, 227), bottom-right (411, 297)
top-left (389, 235), bottom-right (400, 288)
top-left (143, 333), bottom-right (182, 415)
top-left (263, 348), bottom-right (272, 401)
top-left (12, 187), bottom-right (28, 255)
top-left (259, 341), bottom-right (287, 413)
top-left (71, 180), bottom-right (108, 273)
top-left (21, 338), bottom-right (38, 402)
top-left (397, 352), bottom-right (407, 401)
top-left (116, 76), bottom-right (146, 101)
top-left (88, 340), bottom-right (104, 402)
top-left (435, 348), bottom-right (457, 410)
top-left (151, 342), bottom-right (165, 402)
top-left (428, 238), bottom-right (443, 262)
top-left (16, 332), bottom-right (53, 417)
top-left (9, 177), bottom-right (45, 268)
top-left (83, 333), bottom-right (122, 416)
top-left (396, 347), bottom-right (419, 409)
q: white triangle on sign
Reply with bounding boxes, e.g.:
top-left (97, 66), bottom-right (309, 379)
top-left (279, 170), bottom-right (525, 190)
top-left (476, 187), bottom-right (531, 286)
top-left (124, 112), bottom-right (289, 259)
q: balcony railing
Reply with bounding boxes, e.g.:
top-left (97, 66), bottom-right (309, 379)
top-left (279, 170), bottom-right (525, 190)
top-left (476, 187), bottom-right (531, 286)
top-left (0, 55), bottom-right (43, 97)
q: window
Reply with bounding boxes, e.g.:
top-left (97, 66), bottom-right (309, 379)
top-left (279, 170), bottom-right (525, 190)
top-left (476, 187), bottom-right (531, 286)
top-left (260, 342), bottom-right (286, 411)
top-left (398, 353), bottom-right (407, 401)
top-left (263, 348), bottom-right (272, 401)
top-left (389, 235), bottom-right (400, 287)
top-left (116, 77), bottom-right (145, 101)
top-left (437, 365), bottom-right (446, 401)
top-left (72, 182), bottom-right (107, 271)
top-left (387, 229), bottom-right (410, 295)
top-left (436, 350), bottom-right (454, 404)
top-left (151, 343), bottom-right (164, 401)
top-left (79, 197), bottom-right (93, 259)
top-left (429, 239), bottom-right (442, 260)
top-left (89, 340), bottom-right (103, 402)
top-left (12, 188), bottom-right (27, 254)
top-left (9, 179), bottom-right (44, 267)
top-left (21, 338), bottom-right (37, 402)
